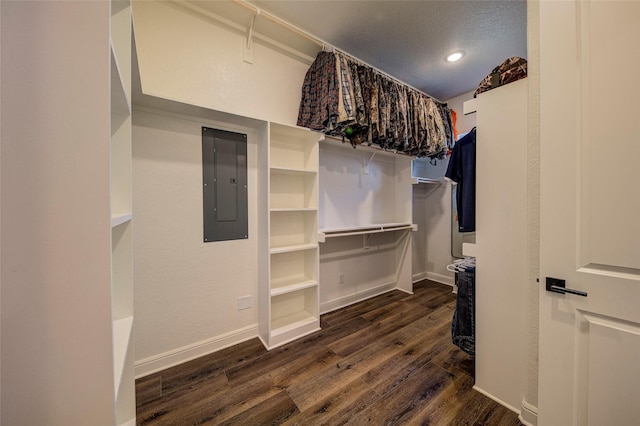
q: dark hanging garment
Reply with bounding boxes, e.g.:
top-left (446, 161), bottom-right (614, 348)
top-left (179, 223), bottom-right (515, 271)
top-left (452, 266), bottom-right (475, 356)
top-left (445, 129), bottom-right (476, 232)
top-left (474, 56), bottom-right (527, 98)
top-left (297, 50), bottom-right (452, 157)
top-left (437, 102), bottom-right (455, 151)
top-left (297, 51), bottom-right (339, 131)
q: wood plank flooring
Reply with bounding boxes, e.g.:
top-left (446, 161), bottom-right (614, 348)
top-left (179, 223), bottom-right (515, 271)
top-left (135, 280), bottom-right (523, 425)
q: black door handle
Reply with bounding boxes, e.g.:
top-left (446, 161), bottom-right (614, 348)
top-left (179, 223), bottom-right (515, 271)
top-left (546, 277), bottom-right (588, 297)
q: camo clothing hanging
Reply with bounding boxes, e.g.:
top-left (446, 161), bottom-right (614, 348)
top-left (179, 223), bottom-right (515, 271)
top-left (474, 56), bottom-right (527, 98)
top-left (297, 50), bottom-right (454, 158)
top-left (296, 51), bottom-right (339, 131)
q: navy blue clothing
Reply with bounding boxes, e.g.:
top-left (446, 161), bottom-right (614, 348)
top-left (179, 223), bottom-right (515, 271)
top-left (445, 129), bottom-right (476, 232)
top-left (452, 266), bottom-right (475, 356)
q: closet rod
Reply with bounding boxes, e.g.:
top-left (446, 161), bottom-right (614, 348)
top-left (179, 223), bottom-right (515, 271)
top-left (330, 48), bottom-right (444, 104)
top-left (233, 0), bottom-right (323, 47)
top-left (320, 133), bottom-right (414, 158)
top-left (232, 0), bottom-right (443, 103)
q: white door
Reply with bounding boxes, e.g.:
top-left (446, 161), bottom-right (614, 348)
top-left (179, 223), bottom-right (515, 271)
top-left (538, 1), bottom-right (640, 425)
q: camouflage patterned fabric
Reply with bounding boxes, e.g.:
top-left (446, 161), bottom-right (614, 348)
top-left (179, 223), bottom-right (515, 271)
top-left (474, 57), bottom-right (527, 98)
top-left (297, 50), bottom-right (455, 157)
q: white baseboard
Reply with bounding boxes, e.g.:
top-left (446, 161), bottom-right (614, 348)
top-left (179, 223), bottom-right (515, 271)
top-left (412, 272), bottom-right (428, 283)
top-left (426, 271), bottom-right (455, 286)
top-left (412, 271), bottom-right (455, 287)
top-left (472, 385), bottom-right (521, 415)
top-left (519, 399), bottom-right (538, 426)
top-left (134, 324), bottom-right (259, 378)
top-left (320, 281), bottom-right (396, 314)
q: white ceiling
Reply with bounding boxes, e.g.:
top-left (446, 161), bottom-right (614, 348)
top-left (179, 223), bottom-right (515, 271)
top-left (250, 0), bottom-right (527, 101)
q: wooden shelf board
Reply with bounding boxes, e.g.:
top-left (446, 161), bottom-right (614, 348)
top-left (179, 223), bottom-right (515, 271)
top-left (271, 311), bottom-right (318, 338)
top-left (412, 177), bottom-right (443, 185)
top-left (270, 274), bottom-right (315, 288)
top-left (110, 49), bottom-right (131, 116)
top-left (270, 280), bottom-right (318, 297)
top-left (113, 316), bottom-right (133, 396)
top-left (270, 243), bottom-right (317, 254)
top-left (270, 208), bottom-right (317, 212)
top-left (319, 134), bottom-right (414, 158)
top-left (320, 222), bottom-right (417, 238)
top-left (270, 166), bottom-right (317, 174)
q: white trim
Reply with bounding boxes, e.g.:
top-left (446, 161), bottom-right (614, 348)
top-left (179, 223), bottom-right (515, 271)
top-left (134, 324), bottom-right (259, 378)
top-left (519, 399), bottom-right (538, 426)
top-left (473, 385), bottom-right (521, 415)
top-left (413, 271), bottom-right (455, 287)
top-left (412, 272), bottom-right (428, 283)
top-left (426, 271), bottom-right (454, 286)
top-left (320, 281), bottom-right (396, 314)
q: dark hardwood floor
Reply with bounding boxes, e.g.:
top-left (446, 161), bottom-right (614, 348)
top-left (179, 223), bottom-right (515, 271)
top-left (135, 280), bottom-right (523, 425)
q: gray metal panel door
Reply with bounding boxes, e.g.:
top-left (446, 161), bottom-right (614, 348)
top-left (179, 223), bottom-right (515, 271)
top-left (202, 127), bottom-right (248, 242)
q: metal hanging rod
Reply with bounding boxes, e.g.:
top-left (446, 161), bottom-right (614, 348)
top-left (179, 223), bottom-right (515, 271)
top-left (233, 0), bottom-right (323, 47)
top-left (232, 0), bottom-right (442, 103)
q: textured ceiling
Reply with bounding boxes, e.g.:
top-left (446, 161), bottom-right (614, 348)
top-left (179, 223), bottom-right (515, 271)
top-left (250, 0), bottom-right (527, 101)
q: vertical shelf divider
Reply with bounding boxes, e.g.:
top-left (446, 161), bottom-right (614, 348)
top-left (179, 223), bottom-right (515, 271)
top-left (260, 123), bottom-right (320, 349)
top-left (110, 0), bottom-right (135, 424)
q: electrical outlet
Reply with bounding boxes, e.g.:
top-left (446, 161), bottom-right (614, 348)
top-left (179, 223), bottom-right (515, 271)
top-left (237, 295), bottom-right (252, 310)
top-left (339, 273), bottom-right (345, 284)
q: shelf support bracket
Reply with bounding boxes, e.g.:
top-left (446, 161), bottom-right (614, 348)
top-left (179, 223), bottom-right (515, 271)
top-left (244, 9), bottom-right (260, 64)
top-left (363, 233), bottom-right (374, 249)
top-left (362, 152), bottom-right (376, 175)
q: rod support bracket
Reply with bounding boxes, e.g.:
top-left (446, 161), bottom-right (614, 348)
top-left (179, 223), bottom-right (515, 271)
top-left (244, 9), bottom-right (260, 64)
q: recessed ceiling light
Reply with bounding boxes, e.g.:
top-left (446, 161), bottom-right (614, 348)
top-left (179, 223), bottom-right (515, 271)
top-left (446, 51), bottom-right (465, 62)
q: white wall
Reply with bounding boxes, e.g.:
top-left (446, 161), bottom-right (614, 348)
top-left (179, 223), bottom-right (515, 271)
top-left (131, 1), bottom-right (315, 374)
top-left (133, 1), bottom-right (311, 127)
top-left (319, 143), bottom-right (413, 311)
top-left (412, 183), bottom-right (453, 285)
top-left (132, 108), bottom-right (262, 375)
top-left (446, 90), bottom-right (477, 134)
top-left (410, 90), bottom-right (477, 286)
top-left (319, 144), bottom-right (403, 229)
top-left (131, 0), bottom-right (463, 373)
top-left (1, 2), bottom-right (116, 423)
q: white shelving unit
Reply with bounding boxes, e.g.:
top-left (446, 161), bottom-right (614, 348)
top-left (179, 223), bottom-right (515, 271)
top-left (411, 156), bottom-right (448, 185)
top-left (110, 0), bottom-right (135, 423)
top-left (259, 123), bottom-right (320, 349)
top-left (473, 79), bottom-right (528, 412)
top-left (317, 141), bottom-right (417, 301)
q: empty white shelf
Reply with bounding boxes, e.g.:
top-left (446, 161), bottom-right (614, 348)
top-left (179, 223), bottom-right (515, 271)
top-left (270, 208), bottom-right (317, 212)
top-left (112, 315), bottom-right (133, 396)
top-left (111, 213), bottom-right (132, 228)
top-left (270, 279), bottom-right (318, 297)
top-left (319, 134), bottom-right (413, 158)
top-left (270, 166), bottom-right (317, 174)
top-left (463, 98), bottom-right (478, 115)
top-left (320, 222), bottom-right (417, 239)
top-left (110, 49), bottom-right (131, 116)
top-left (270, 243), bottom-right (317, 254)
top-left (271, 311), bottom-right (317, 338)
top-left (412, 177), bottom-right (443, 185)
